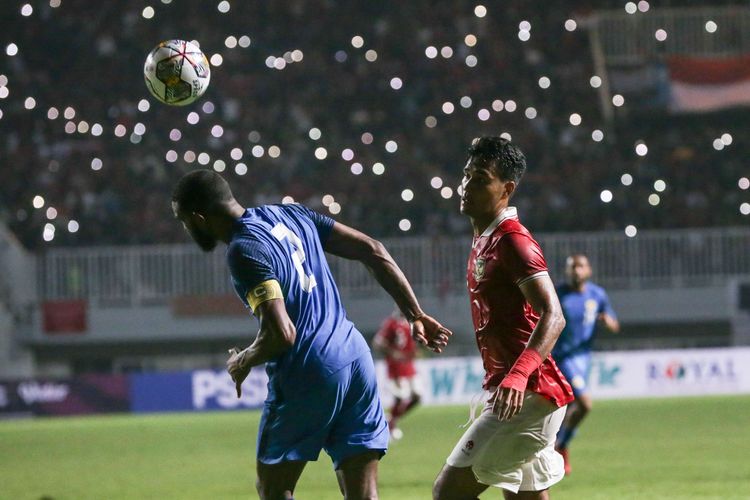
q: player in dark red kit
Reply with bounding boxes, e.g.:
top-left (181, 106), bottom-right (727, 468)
top-left (433, 137), bottom-right (574, 500)
top-left (373, 310), bottom-right (421, 440)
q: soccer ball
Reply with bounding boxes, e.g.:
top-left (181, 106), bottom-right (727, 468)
top-left (144, 40), bottom-right (210, 106)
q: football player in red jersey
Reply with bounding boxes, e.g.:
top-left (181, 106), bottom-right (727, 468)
top-left (373, 310), bottom-right (421, 440)
top-left (433, 137), bottom-right (574, 500)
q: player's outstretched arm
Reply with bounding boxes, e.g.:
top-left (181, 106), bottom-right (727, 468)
top-left (323, 221), bottom-right (452, 352)
top-left (597, 289), bottom-right (620, 333)
top-left (598, 312), bottom-right (620, 333)
top-left (226, 298), bottom-right (296, 397)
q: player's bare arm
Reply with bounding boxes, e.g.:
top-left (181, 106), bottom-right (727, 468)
top-left (323, 221), bottom-right (452, 352)
top-left (494, 275), bottom-right (566, 421)
top-left (598, 312), bottom-right (620, 333)
top-left (521, 275), bottom-right (566, 358)
top-left (227, 298), bottom-right (296, 397)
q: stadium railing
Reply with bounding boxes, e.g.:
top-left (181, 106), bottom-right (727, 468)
top-left (37, 227), bottom-right (750, 306)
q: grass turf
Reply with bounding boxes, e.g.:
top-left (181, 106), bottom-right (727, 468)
top-left (1, 395), bottom-right (749, 499)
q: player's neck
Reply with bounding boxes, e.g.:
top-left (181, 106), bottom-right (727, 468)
top-left (227, 200), bottom-right (245, 220)
top-left (216, 201), bottom-right (246, 244)
top-left (471, 204), bottom-right (508, 237)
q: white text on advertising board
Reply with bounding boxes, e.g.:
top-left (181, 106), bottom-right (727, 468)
top-left (192, 370), bottom-right (267, 409)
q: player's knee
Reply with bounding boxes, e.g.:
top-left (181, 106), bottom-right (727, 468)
top-left (255, 478), bottom-right (288, 500)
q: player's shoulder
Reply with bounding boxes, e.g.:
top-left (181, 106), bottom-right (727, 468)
top-left (496, 222), bottom-right (539, 252)
top-left (227, 211), bottom-right (277, 261)
top-left (498, 216), bottom-right (529, 235)
top-left (267, 202), bottom-right (318, 219)
top-left (495, 210), bottom-right (536, 241)
top-left (260, 203), bottom-right (330, 230)
top-left (226, 232), bottom-right (268, 263)
top-left (251, 203), bottom-right (297, 221)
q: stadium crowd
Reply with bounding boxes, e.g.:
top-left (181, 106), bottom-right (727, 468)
top-left (0, 0), bottom-right (747, 249)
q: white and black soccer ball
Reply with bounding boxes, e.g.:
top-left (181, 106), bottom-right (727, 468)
top-left (144, 40), bottom-right (210, 106)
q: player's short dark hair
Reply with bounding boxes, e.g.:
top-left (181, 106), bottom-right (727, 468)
top-left (172, 169), bottom-right (234, 215)
top-left (467, 136), bottom-right (526, 185)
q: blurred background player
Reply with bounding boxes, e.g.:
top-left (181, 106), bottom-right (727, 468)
top-left (433, 137), bottom-right (574, 500)
top-left (172, 170), bottom-right (451, 500)
top-left (373, 309), bottom-right (421, 440)
top-left (553, 254), bottom-right (619, 475)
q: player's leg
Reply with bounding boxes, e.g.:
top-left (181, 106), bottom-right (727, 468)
top-left (433, 464), bottom-right (488, 500)
top-left (503, 489), bottom-right (549, 500)
top-left (335, 450), bottom-right (381, 499)
top-left (438, 392), bottom-right (566, 498)
top-left (326, 353), bottom-right (389, 498)
top-left (433, 392), bottom-right (522, 500)
top-left (562, 392), bottom-right (592, 436)
top-left (256, 460), bottom-right (307, 500)
top-left (402, 376), bottom-right (422, 415)
top-left (555, 354), bottom-right (592, 468)
top-left (253, 369), bottom-right (349, 498)
top-left (386, 377), bottom-right (407, 435)
top-left (388, 396), bottom-right (404, 430)
top-left (514, 396), bottom-right (567, 497)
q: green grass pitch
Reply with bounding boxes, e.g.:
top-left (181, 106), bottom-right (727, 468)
top-left (2, 395), bottom-right (749, 499)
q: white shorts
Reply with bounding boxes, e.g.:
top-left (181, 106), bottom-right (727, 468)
top-left (446, 391), bottom-right (567, 493)
top-left (386, 376), bottom-right (422, 401)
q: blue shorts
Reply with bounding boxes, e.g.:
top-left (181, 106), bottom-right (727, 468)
top-left (556, 353), bottom-right (591, 398)
top-left (257, 353), bottom-right (388, 469)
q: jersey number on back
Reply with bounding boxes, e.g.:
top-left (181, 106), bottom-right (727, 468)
top-left (271, 223), bottom-right (317, 293)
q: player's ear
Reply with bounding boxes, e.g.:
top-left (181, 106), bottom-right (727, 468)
top-left (190, 211), bottom-right (208, 226)
top-left (503, 180), bottom-right (516, 199)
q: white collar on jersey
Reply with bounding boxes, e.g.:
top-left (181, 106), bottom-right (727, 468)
top-left (479, 206), bottom-right (518, 237)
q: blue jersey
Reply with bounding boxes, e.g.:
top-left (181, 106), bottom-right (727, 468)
top-left (226, 204), bottom-right (369, 388)
top-left (552, 282), bottom-right (616, 360)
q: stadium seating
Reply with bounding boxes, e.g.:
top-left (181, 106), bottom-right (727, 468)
top-left (0, 0), bottom-right (747, 250)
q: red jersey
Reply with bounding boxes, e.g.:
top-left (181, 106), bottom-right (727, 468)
top-left (467, 207), bottom-right (574, 407)
top-left (375, 316), bottom-right (417, 379)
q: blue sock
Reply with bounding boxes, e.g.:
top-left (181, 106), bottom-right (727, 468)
top-left (556, 426), bottom-right (576, 449)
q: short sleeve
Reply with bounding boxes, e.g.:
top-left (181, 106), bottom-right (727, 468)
top-left (285, 204), bottom-right (335, 244)
top-left (498, 232), bottom-right (549, 286)
top-left (226, 238), bottom-right (277, 290)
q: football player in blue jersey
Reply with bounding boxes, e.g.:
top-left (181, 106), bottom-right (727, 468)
top-left (172, 170), bottom-right (451, 500)
top-left (553, 254), bottom-right (619, 475)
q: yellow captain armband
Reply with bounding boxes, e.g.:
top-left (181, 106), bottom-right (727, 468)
top-left (246, 280), bottom-right (284, 312)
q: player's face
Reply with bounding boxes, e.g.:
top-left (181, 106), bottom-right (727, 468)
top-left (172, 201), bottom-right (218, 252)
top-left (460, 159), bottom-right (513, 217)
top-left (566, 255), bottom-right (592, 286)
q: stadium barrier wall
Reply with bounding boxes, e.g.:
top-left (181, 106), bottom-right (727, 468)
top-left (399, 347), bottom-right (750, 406)
top-left (129, 367), bottom-right (269, 413)
top-left (2, 348), bottom-right (749, 417)
top-left (0, 374), bottom-right (129, 416)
